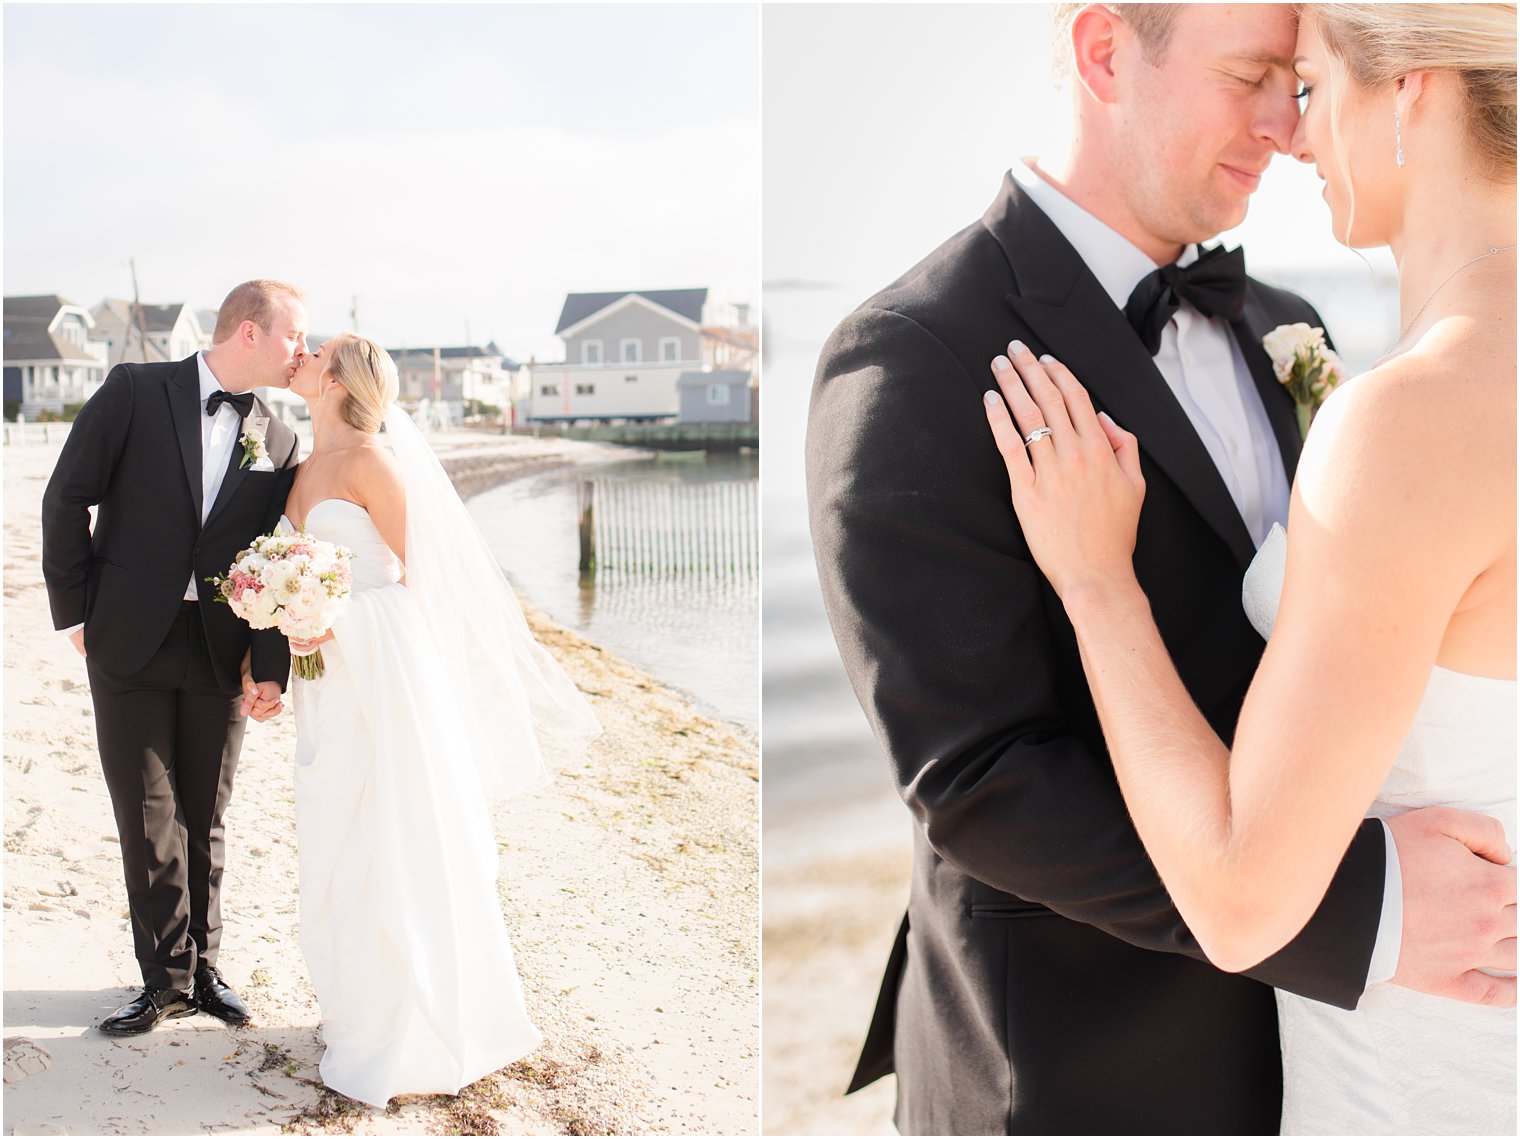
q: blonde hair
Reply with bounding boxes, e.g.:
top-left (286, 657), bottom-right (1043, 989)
top-left (322, 332), bottom-right (399, 434)
top-left (212, 279), bottom-right (306, 344)
top-left (1309, 4), bottom-right (1517, 178)
top-left (1052, 4), bottom-right (1183, 79)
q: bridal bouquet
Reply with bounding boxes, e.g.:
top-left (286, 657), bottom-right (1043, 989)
top-left (209, 531), bottom-right (354, 680)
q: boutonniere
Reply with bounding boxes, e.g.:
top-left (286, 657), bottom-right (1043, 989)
top-left (239, 422), bottom-right (268, 469)
top-left (1262, 323), bottom-right (1346, 439)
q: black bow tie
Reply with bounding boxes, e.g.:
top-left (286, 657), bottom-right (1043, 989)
top-left (1123, 244), bottom-right (1248, 356)
top-left (206, 390), bottom-right (255, 418)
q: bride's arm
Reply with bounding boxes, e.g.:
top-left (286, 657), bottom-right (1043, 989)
top-left (987, 344), bottom-right (1512, 973)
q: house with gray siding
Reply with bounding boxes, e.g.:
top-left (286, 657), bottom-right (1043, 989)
top-left (3, 295), bottom-right (109, 419)
top-left (677, 369), bottom-right (752, 424)
top-left (522, 288), bottom-right (708, 422)
top-left (91, 298), bottom-right (209, 366)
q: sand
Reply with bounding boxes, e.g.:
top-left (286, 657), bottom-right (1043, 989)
top-left (2, 431), bottom-right (759, 1136)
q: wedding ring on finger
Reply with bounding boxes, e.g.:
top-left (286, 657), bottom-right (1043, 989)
top-left (1023, 427), bottom-right (1055, 447)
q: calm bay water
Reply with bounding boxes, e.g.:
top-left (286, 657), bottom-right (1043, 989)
top-left (467, 452), bottom-right (759, 733)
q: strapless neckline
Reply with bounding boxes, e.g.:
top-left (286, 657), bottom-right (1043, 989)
top-left (282, 497), bottom-right (367, 534)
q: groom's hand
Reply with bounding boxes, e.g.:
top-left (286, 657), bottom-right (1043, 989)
top-left (241, 676), bottom-right (284, 722)
top-left (68, 629), bottom-right (86, 658)
top-left (1388, 806), bottom-right (1516, 1007)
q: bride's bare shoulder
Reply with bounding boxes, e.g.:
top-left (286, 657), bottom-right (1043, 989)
top-left (1296, 321), bottom-right (1513, 541)
top-left (345, 438), bottom-right (405, 503)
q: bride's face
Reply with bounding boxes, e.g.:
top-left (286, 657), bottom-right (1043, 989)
top-left (1289, 19), bottom-right (1398, 248)
top-left (288, 343), bottom-right (331, 402)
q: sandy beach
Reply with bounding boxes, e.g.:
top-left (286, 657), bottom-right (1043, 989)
top-left (3, 430), bottom-right (759, 1136)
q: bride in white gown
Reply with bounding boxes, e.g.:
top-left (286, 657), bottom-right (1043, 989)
top-left (279, 333), bottom-right (599, 1107)
top-left (979, 4), bottom-right (1514, 1135)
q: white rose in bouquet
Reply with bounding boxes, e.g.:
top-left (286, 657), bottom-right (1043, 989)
top-left (209, 530), bottom-right (355, 679)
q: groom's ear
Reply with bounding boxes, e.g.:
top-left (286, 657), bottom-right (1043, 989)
top-left (1070, 4), bottom-right (1124, 105)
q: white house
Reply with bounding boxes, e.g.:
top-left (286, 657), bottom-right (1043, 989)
top-left (387, 343), bottom-right (515, 420)
top-left (521, 288), bottom-right (710, 422)
top-left (3, 295), bottom-right (110, 419)
top-left (90, 298), bottom-right (210, 366)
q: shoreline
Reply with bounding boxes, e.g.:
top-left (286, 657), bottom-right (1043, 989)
top-left (2, 432), bottom-right (759, 1136)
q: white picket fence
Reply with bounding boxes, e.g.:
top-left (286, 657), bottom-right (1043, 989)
top-left (577, 478), bottom-right (758, 577)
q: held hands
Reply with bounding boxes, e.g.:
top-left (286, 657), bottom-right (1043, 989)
top-left (240, 655), bottom-right (284, 722)
top-left (983, 341), bottom-right (1145, 599)
top-left (1387, 806), bottom-right (1516, 1007)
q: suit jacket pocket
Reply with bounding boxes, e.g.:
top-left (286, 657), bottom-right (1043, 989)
top-left (969, 899), bottom-right (1053, 920)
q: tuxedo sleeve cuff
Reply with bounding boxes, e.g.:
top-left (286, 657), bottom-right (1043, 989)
top-left (1364, 820), bottom-right (1404, 986)
top-left (59, 622), bottom-right (84, 637)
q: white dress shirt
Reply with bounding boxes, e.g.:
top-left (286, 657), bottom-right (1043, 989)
top-left (1011, 158), bottom-right (1402, 985)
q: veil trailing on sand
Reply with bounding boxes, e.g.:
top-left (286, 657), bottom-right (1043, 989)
top-left (382, 404), bottom-right (601, 800)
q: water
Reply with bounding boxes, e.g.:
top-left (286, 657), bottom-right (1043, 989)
top-left (467, 452), bottom-right (759, 733)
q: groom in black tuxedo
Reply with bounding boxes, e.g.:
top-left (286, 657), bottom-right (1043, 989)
top-left (808, 5), bottom-right (1513, 1133)
top-left (42, 280), bottom-right (305, 1034)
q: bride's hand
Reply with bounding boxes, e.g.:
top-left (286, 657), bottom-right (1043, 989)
top-left (982, 340), bottom-right (1145, 600)
top-left (289, 630), bottom-right (335, 653)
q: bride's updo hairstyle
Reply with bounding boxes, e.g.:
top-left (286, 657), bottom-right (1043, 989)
top-left (1308, 4), bottom-right (1516, 179)
top-left (323, 333), bottom-right (400, 435)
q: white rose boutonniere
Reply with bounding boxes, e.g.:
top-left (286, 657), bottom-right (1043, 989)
top-left (1262, 322), bottom-right (1346, 439)
top-left (239, 423), bottom-right (268, 469)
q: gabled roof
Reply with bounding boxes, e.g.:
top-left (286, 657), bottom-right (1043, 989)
top-left (3, 296), bottom-right (101, 363)
top-left (554, 288), bottom-right (707, 335)
top-left (97, 298), bottom-right (191, 334)
top-left (387, 344), bottom-right (512, 365)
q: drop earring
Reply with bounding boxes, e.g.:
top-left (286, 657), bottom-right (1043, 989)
top-left (1395, 107), bottom-right (1405, 167)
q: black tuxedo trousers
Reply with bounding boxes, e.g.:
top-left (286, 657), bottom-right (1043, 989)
top-left (42, 357), bottom-right (299, 989)
top-left (807, 176), bottom-right (1385, 1135)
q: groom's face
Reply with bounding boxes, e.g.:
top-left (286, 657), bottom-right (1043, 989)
top-left (255, 295), bottom-right (309, 388)
top-left (1114, 4), bottom-right (1301, 245)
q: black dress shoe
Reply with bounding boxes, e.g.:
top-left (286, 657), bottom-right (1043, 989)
top-left (194, 964), bottom-right (251, 1025)
top-left (99, 987), bottom-right (198, 1035)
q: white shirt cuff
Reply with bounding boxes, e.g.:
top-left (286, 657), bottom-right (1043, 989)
top-left (1365, 819), bottom-right (1404, 986)
top-left (60, 622), bottom-right (84, 637)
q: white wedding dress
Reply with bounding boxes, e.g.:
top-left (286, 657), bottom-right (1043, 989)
top-left (287, 499), bottom-right (541, 1107)
top-left (1243, 523), bottom-right (1516, 1136)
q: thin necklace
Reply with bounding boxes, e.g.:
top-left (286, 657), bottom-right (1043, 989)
top-left (1392, 243), bottom-right (1517, 351)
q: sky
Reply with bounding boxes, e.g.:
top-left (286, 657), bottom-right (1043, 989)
top-left (4, 4), bottom-right (759, 361)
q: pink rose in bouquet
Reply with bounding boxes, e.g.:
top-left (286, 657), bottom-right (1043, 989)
top-left (209, 531), bottom-right (354, 680)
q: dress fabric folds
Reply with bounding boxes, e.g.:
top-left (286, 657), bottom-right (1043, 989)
top-left (289, 499), bottom-right (540, 1107)
top-left (1244, 524), bottom-right (1516, 1136)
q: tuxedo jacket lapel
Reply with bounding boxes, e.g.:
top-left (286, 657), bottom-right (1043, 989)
top-left (167, 356), bottom-right (204, 524)
top-left (986, 178), bottom-right (1258, 568)
top-left (1231, 293), bottom-right (1303, 485)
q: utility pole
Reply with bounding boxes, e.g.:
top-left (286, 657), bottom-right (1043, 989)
top-left (129, 259), bottom-right (147, 363)
top-left (350, 295), bottom-right (359, 333)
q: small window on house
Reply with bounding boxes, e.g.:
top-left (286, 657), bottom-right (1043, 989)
top-left (660, 337), bottom-right (680, 362)
top-left (625, 374), bottom-right (638, 382)
top-left (576, 383), bottom-right (596, 396)
top-left (707, 384), bottom-right (731, 406)
top-left (582, 341), bottom-right (602, 365)
top-left (620, 339), bottom-right (640, 364)
top-left (540, 384), bottom-right (559, 396)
